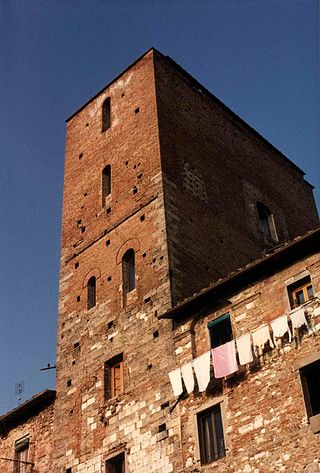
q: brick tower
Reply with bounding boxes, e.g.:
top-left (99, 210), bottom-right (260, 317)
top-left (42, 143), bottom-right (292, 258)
top-left (53, 49), bottom-right (318, 472)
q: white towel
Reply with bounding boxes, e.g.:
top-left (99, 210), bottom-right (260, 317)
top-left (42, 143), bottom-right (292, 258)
top-left (271, 315), bottom-right (292, 344)
top-left (193, 351), bottom-right (211, 392)
top-left (290, 308), bottom-right (308, 329)
top-left (252, 324), bottom-right (274, 355)
top-left (181, 362), bottom-right (194, 394)
top-left (168, 368), bottom-right (183, 397)
top-left (236, 334), bottom-right (253, 365)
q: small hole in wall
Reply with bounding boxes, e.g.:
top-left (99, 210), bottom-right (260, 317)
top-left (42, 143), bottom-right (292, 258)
top-left (161, 401), bottom-right (169, 410)
top-left (158, 423), bottom-right (166, 433)
top-left (133, 186), bottom-right (138, 194)
top-left (77, 296), bottom-right (80, 302)
top-left (69, 409), bottom-right (73, 415)
top-left (144, 297), bottom-right (151, 304)
top-left (74, 342), bottom-right (80, 349)
top-left (81, 226), bottom-right (86, 233)
top-left (153, 330), bottom-right (159, 338)
top-left (75, 262), bottom-right (79, 269)
top-left (125, 160), bottom-right (129, 166)
top-left (77, 219), bottom-right (82, 226)
top-left (107, 320), bottom-right (114, 330)
top-left (61, 334), bottom-right (64, 339)
top-left (86, 123), bottom-right (89, 127)
top-left (147, 363), bottom-right (152, 370)
top-left (107, 276), bottom-right (112, 282)
top-left (67, 379), bottom-right (72, 387)
top-left (72, 360), bottom-right (76, 365)
top-left (84, 192), bottom-right (88, 197)
top-left (106, 207), bottom-right (111, 214)
top-left (135, 107), bottom-right (140, 114)
top-left (121, 92), bottom-right (125, 98)
top-left (140, 215), bottom-right (145, 222)
top-left (79, 153), bottom-right (83, 160)
top-left (152, 258), bottom-right (156, 263)
top-left (106, 239), bottom-right (110, 246)
top-left (137, 173), bottom-right (143, 180)
top-left (133, 164), bottom-right (136, 169)
top-left (142, 252), bottom-right (147, 258)
top-left (66, 467), bottom-right (72, 473)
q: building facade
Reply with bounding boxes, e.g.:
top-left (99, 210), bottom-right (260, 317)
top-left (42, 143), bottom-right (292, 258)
top-left (0, 48), bottom-right (319, 473)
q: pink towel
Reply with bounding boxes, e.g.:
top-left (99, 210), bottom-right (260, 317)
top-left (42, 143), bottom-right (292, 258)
top-left (211, 340), bottom-right (238, 378)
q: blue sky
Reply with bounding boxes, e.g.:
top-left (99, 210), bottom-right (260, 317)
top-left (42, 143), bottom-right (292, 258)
top-left (0, 0), bottom-right (319, 413)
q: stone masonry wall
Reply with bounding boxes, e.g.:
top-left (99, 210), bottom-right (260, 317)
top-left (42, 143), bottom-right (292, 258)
top-left (0, 403), bottom-right (54, 473)
top-left (154, 50), bottom-right (319, 305)
top-left (170, 251), bottom-right (320, 473)
top-left (54, 49), bottom-right (180, 473)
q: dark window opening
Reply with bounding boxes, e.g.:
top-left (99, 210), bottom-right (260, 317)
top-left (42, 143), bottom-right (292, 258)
top-left (14, 437), bottom-right (29, 473)
top-left (102, 97), bottom-right (111, 132)
top-left (288, 276), bottom-right (314, 309)
top-left (257, 202), bottom-right (277, 241)
top-left (122, 249), bottom-right (136, 295)
top-left (158, 423), bottom-right (166, 432)
top-left (87, 276), bottom-right (96, 310)
top-left (104, 354), bottom-right (124, 399)
top-left (197, 404), bottom-right (226, 465)
top-left (102, 165), bottom-right (111, 205)
top-left (209, 314), bottom-right (232, 348)
top-left (300, 360), bottom-right (320, 418)
top-left (105, 452), bottom-right (125, 473)
top-left (66, 468), bottom-right (72, 473)
top-left (67, 379), bottom-right (72, 387)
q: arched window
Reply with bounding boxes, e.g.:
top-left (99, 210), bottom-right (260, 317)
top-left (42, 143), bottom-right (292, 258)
top-left (122, 249), bottom-right (136, 295)
top-left (102, 97), bottom-right (111, 132)
top-left (257, 202), bottom-right (277, 241)
top-left (102, 165), bottom-right (111, 206)
top-left (87, 276), bottom-right (96, 310)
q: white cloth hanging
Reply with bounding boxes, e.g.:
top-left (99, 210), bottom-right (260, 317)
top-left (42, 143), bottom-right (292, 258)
top-left (271, 315), bottom-right (292, 344)
top-left (236, 334), bottom-right (253, 365)
top-left (168, 368), bottom-right (183, 397)
top-left (290, 307), bottom-right (308, 329)
top-left (193, 351), bottom-right (211, 392)
top-left (252, 324), bottom-right (274, 355)
top-left (181, 362), bottom-right (194, 394)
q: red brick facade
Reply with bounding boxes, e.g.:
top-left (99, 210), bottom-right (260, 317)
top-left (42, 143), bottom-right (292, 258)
top-left (0, 49), bottom-right (319, 473)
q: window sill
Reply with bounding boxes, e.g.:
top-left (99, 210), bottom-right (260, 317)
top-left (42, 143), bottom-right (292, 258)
top-left (309, 414), bottom-right (320, 434)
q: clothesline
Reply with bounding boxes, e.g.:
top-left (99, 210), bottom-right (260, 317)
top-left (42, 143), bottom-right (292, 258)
top-left (168, 307), bottom-right (311, 397)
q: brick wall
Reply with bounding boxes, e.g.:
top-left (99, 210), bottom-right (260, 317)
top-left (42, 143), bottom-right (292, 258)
top-left (154, 51), bottom-right (318, 304)
top-left (171, 251), bottom-right (320, 472)
top-left (0, 402), bottom-right (54, 473)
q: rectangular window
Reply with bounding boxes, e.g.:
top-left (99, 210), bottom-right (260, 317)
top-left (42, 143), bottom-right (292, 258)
top-left (288, 276), bottom-right (314, 309)
top-left (300, 360), bottom-right (320, 419)
top-left (208, 314), bottom-right (232, 348)
top-left (14, 437), bottom-right (29, 473)
top-left (104, 354), bottom-right (124, 399)
top-left (106, 452), bottom-right (125, 473)
top-left (197, 404), bottom-right (226, 464)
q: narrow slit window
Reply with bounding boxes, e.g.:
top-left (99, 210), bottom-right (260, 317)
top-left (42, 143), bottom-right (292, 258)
top-left (102, 97), bottom-right (111, 132)
top-left (256, 202), bottom-right (277, 241)
top-left (197, 404), bottom-right (226, 464)
top-left (102, 165), bottom-right (111, 206)
top-left (87, 276), bottom-right (96, 310)
top-left (122, 249), bottom-right (136, 295)
top-left (208, 314), bottom-right (232, 348)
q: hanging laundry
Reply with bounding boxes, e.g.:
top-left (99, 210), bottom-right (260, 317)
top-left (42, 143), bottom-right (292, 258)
top-left (168, 368), bottom-right (183, 397)
top-left (211, 340), bottom-right (238, 378)
top-left (271, 315), bottom-right (292, 344)
top-left (193, 351), bottom-right (211, 392)
top-left (236, 334), bottom-right (253, 365)
top-left (290, 307), bottom-right (308, 329)
top-left (181, 362), bottom-right (194, 394)
top-left (252, 324), bottom-right (274, 355)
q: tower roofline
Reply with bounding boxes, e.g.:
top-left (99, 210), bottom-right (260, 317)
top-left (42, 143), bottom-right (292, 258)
top-left (65, 47), bottom-right (306, 178)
